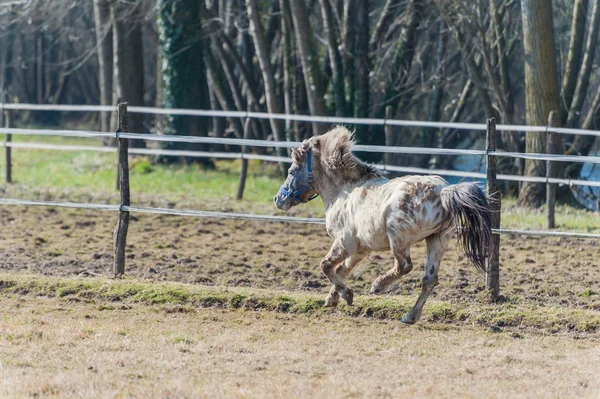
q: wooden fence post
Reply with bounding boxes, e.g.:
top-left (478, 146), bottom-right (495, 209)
top-left (485, 117), bottom-right (501, 300)
top-left (384, 106), bottom-right (392, 166)
top-left (546, 111), bottom-right (559, 229)
top-left (4, 109), bottom-right (11, 184)
top-left (114, 103), bottom-right (130, 277)
top-left (236, 116), bottom-right (252, 200)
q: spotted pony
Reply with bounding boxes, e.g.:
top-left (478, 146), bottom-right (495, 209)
top-left (274, 126), bottom-right (491, 324)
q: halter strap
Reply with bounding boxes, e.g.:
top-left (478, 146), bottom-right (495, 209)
top-left (279, 149), bottom-right (318, 204)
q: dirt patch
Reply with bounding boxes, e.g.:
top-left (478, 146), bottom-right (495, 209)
top-left (1, 205), bottom-right (600, 312)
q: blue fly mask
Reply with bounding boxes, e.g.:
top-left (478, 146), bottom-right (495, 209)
top-left (273, 149), bottom-right (319, 211)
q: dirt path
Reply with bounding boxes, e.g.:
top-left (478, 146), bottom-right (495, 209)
top-left (1, 205), bottom-right (600, 312)
top-left (0, 295), bottom-right (598, 398)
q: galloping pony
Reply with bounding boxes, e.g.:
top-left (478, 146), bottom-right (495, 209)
top-left (274, 127), bottom-right (492, 324)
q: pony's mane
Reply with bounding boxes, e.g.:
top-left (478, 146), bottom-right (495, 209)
top-left (311, 126), bottom-right (382, 181)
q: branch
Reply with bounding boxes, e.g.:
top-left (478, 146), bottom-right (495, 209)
top-left (566, 0), bottom-right (600, 128)
top-left (560, 0), bottom-right (589, 124)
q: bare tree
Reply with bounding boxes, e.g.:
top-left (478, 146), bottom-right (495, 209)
top-left (560, 0), bottom-right (588, 124)
top-left (110, 0), bottom-right (145, 147)
top-left (92, 0), bottom-right (113, 133)
top-left (517, 0), bottom-right (563, 206)
top-left (565, 0), bottom-right (600, 129)
top-left (290, 0), bottom-right (327, 134)
top-left (245, 0), bottom-right (287, 166)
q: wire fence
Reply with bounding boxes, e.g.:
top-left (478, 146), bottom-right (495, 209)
top-left (0, 103), bottom-right (599, 242)
top-left (4, 102), bottom-right (600, 137)
top-left (2, 140), bottom-right (600, 188)
top-left (2, 102), bottom-right (600, 297)
top-left (1, 198), bottom-right (599, 239)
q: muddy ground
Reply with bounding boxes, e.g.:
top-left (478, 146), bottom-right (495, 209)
top-left (1, 204), bottom-right (599, 312)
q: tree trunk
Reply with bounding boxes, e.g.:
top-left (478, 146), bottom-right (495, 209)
top-left (205, 50), bottom-right (244, 139)
top-left (209, 86), bottom-right (225, 149)
top-left (109, 0), bottom-right (123, 137)
top-left (355, 0), bottom-right (369, 120)
top-left (381, 0), bottom-right (424, 116)
top-left (341, 0), bottom-right (356, 115)
top-left (245, 0), bottom-right (287, 168)
top-left (93, 0), bottom-right (113, 134)
top-left (439, 78), bottom-right (474, 169)
top-left (517, 0), bottom-right (563, 207)
top-left (566, 78), bottom-right (600, 168)
top-left (320, 0), bottom-right (347, 116)
top-left (120, 3), bottom-right (145, 146)
top-left (0, 17), bottom-right (13, 98)
top-left (280, 0), bottom-right (295, 141)
top-left (370, 0), bottom-right (396, 52)
top-left (220, 33), bottom-right (270, 140)
top-left (421, 20), bottom-right (446, 169)
top-left (566, 0), bottom-right (600, 129)
top-left (157, 0), bottom-right (212, 166)
top-left (289, 0), bottom-right (327, 135)
top-left (439, 5), bottom-right (495, 119)
top-left (489, 0), bottom-right (513, 119)
top-left (483, 0), bottom-right (520, 157)
top-left (355, 0), bottom-right (373, 148)
top-left (111, 1), bottom-right (145, 146)
top-left (560, 0), bottom-right (588, 125)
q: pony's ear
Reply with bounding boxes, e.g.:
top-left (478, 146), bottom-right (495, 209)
top-left (337, 141), bottom-right (354, 167)
top-left (312, 137), bottom-right (321, 151)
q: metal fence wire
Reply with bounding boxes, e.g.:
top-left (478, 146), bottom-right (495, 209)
top-left (1, 102), bottom-right (599, 291)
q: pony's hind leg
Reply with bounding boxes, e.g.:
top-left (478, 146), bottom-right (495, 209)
top-left (370, 244), bottom-right (413, 294)
top-left (320, 241), bottom-right (353, 305)
top-left (402, 232), bottom-right (450, 324)
top-left (324, 253), bottom-right (366, 307)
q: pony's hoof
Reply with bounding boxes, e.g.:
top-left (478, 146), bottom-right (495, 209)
top-left (369, 286), bottom-right (382, 295)
top-left (401, 313), bottom-right (417, 325)
top-left (323, 296), bottom-right (339, 308)
top-left (341, 289), bottom-right (353, 306)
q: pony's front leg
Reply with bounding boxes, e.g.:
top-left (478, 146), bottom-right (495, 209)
top-left (320, 241), bottom-right (352, 305)
top-left (324, 253), bottom-right (366, 307)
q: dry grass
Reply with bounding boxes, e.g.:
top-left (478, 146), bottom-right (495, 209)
top-left (1, 294), bottom-right (599, 398)
top-left (2, 184), bottom-right (600, 398)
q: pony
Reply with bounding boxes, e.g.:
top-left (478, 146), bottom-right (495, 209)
top-left (274, 126), bottom-right (492, 324)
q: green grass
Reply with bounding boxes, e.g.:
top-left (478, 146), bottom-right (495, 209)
top-left (0, 134), bottom-right (597, 230)
top-left (0, 134), bottom-right (312, 209)
top-left (500, 197), bottom-right (600, 232)
top-left (1, 273), bottom-right (599, 335)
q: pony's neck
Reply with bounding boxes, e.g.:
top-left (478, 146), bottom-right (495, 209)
top-left (314, 177), bottom-right (343, 211)
top-left (314, 172), bottom-right (373, 211)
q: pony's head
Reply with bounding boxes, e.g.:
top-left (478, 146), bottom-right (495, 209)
top-left (273, 139), bottom-right (318, 211)
top-left (274, 126), bottom-right (382, 211)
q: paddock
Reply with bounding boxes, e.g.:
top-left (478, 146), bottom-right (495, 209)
top-left (1, 104), bottom-right (600, 397)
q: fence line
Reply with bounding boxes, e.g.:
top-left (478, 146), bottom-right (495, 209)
top-left (0, 127), bottom-right (114, 139)
top-left (4, 102), bottom-right (600, 137)
top-left (0, 141), bottom-right (291, 163)
top-left (3, 126), bottom-right (600, 166)
top-left (0, 198), bottom-right (120, 211)
top-left (3, 140), bottom-right (600, 188)
top-left (2, 104), bottom-right (599, 298)
top-left (1, 197), bottom-right (599, 238)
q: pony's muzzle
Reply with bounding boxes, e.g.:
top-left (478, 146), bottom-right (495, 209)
top-left (273, 190), bottom-right (292, 211)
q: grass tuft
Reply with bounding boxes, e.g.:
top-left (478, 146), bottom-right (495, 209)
top-left (2, 273), bottom-right (598, 336)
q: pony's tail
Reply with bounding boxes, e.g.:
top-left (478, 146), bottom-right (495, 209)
top-left (440, 183), bottom-right (492, 273)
